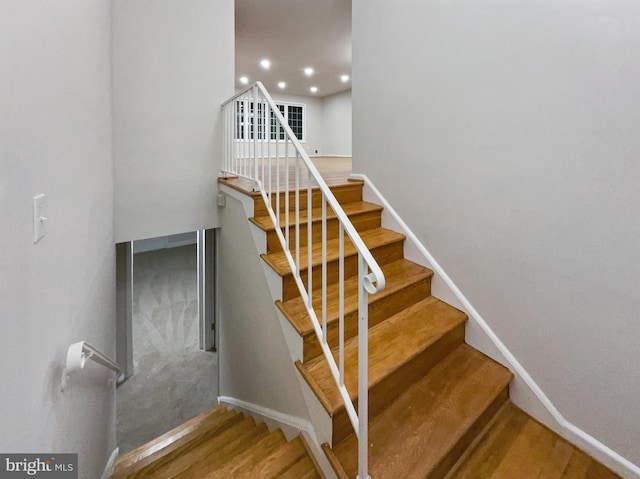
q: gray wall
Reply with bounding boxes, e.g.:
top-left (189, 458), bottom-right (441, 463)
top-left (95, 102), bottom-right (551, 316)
top-left (0, 2), bottom-right (116, 478)
top-left (322, 90), bottom-right (352, 156)
top-left (113, 0), bottom-right (234, 243)
top-left (353, 0), bottom-right (640, 472)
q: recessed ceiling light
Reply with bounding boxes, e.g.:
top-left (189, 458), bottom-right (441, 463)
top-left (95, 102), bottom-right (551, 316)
top-left (341, 75), bottom-right (350, 83)
top-left (310, 86), bottom-right (318, 93)
top-left (304, 67), bottom-right (314, 77)
top-left (239, 76), bottom-right (249, 85)
top-left (260, 59), bottom-right (271, 70)
top-left (278, 82), bottom-right (286, 89)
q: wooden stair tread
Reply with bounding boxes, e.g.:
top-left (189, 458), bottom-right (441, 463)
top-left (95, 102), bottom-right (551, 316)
top-left (218, 177), bottom-right (362, 199)
top-left (135, 417), bottom-right (259, 479)
top-left (298, 297), bottom-right (468, 414)
top-left (250, 200), bottom-right (383, 231)
top-left (278, 455), bottom-right (321, 479)
top-left (277, 258), bottom-right (433, 336)
top-left (172, 422), bottom-right (271, 479)
top-left (261, 227), bottom-right (405, 276)
top-left (199, 429), bottom-right (287, 479)
top-left (113, 405), bottom-right (241, 478)
top-left (450, 404), bottom-right (623, 479)
top-left (245, 435), bottom-right (307, 477)
top-left (535, 437), bottom-right (581, 479)
top-left (250, 179), bottom-right (364, 198)
top-left (447, 404), bottom-right (529, 479)
top-left (333, 344), bottom-right (513, 479)
top-left (252, 180), bottom-right (365, 218)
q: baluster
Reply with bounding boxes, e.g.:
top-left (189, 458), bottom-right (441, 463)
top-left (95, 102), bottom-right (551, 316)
top-left (358, 253), bottom-right (369, 479)
top-left (276, 116), bottom-right (280, 226)
top-left (307, 180), bottom-right (313, 309)
top-left (243, 97), bottom-right (248, 177)
top-left (285, 137), bottom-right (289, 250)
top-left (295, 153), bottom-right (300, 275)
top-left (260, 94), bottom-right (268, 184)
top-left (339, 223), bottom-right (344, 386)
top-left (253, 87), bottom-right (257, 180)
top-left (322, 196), bottom-right (327, 344)
top-left (267, 102), bottom-right (272, 203)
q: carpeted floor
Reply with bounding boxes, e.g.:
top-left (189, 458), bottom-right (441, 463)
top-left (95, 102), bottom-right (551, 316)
top-left (116, 244), bottom-right (218, 454)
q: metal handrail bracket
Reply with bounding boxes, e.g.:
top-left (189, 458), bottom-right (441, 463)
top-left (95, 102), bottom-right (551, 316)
top-left (61, 341), bottom-right (124, 391)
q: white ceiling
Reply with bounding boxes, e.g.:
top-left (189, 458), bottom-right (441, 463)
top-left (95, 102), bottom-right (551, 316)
top-left (235, 0), bottom-right (352, 98)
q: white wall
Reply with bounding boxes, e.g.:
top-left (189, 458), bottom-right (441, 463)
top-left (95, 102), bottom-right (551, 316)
top-left (322, 90), bottom-right (352, 156)
top-left (218, 191), bottom-right (310, 422)
top-left (353, 0), bottom-right (640, 474)
top-left (112, 0), bottom-right (234, 243)
top-left (0, 2), bottom-right (116, 478)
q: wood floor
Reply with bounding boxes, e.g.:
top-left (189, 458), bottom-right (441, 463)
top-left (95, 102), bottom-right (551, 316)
top-left (219, 155), bottom-right (353, 194)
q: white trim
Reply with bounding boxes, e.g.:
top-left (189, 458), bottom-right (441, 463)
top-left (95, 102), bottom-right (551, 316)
top-left (218, 396), bottom-right (313, 435)
top-left (351, 173), bottom-right (640, 479)
top-left (100, 447), bottom-right (119, 479)
top-left (234, 139), bottom-right (309, 144)
top-left (284, 101), bottom-right (306, 144)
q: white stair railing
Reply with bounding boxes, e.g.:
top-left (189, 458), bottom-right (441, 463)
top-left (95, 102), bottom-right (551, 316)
top-left (221, 82), bottom-right (385, 479)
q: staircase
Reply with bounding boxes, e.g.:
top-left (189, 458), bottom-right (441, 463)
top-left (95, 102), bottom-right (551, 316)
top-left (217, 82), bottom-right (623, 479)
top-left (220, 176), bottom-right (623, 479)
top-left (111, 405), bottom-right (321, 478)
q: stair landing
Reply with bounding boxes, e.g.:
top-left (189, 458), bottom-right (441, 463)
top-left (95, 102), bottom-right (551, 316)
top-left (219, 156), bottom-right (353, 196)
top-left (112, 405), bottom-right (321, 479)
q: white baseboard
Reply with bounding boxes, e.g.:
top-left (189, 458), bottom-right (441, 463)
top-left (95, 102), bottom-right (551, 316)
top-left (218, 396), bottom-right (313, 437)
top-left (100, 447), bottom-right (119, 479)
top-left (217, 396), bottom-right (337, 478)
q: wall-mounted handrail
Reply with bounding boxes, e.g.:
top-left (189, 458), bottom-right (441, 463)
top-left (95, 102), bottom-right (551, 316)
top-left (66, 341), bottom-right (121, 374)
top-left (61, 341), bottom-right (123, 391)
top-left (222, 82), bottom-right (384, 479)
top-left (350, 172), bottom-right (640, 479)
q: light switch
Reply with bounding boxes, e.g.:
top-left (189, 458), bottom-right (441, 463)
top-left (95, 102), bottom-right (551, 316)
top-left (33, 194), bottom-right (47, 243)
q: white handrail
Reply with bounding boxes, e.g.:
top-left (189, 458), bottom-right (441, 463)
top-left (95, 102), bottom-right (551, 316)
top-left (61, 341), bottom-right (123, 391)
top-left (223, 83), bottom-right (385, 294)
top-left (222, 82), bottom-right (383, 479)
